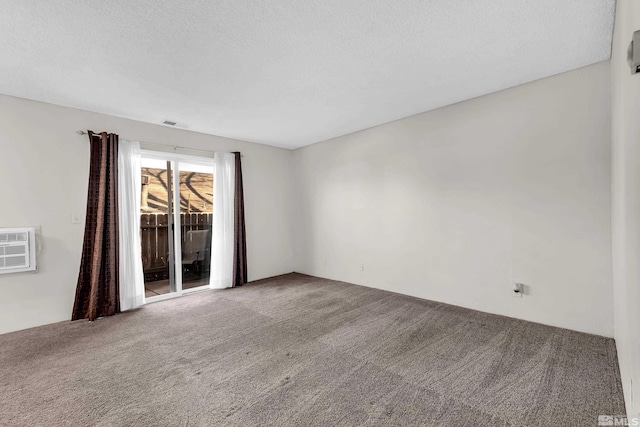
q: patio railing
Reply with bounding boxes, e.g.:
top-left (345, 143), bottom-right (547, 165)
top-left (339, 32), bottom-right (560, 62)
top-left (140, 213), bottom-right (213, 277)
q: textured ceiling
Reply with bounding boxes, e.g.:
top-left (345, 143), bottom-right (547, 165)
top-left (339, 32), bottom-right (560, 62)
top-left (0, 0), bottom-right (615, 149)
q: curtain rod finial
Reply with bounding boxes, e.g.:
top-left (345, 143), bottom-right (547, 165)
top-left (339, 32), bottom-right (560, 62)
top-left (76, 130), bottom-right (87, 135)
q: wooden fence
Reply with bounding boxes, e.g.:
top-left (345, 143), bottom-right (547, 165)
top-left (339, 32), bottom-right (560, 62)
top-left (140, 213), bottom-right (213, 278)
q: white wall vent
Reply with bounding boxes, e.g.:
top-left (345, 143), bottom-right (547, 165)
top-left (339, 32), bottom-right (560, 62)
top-left (0, 227), bottom-right (37, 274)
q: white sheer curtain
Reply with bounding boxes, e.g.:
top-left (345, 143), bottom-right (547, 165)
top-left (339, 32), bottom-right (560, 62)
top-left (210, 152), bottom-right (235, 289)
top-left (118, 139), bottom-right (145, 310)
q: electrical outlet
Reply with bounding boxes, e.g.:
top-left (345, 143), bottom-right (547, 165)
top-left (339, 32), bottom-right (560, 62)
top-left (71, 214), bottom-right (82, 225)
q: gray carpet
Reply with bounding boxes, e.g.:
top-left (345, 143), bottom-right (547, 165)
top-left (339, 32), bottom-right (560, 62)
top-left (0, 273), bottom-right (625, 426)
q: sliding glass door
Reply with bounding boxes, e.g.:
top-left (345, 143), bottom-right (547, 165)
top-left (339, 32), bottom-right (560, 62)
top-left (140, 152), bottom-right (214, 300)
top-left (177, 161), bottom-right (213, 291)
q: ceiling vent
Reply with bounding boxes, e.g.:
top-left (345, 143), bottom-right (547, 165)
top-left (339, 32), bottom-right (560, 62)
top-left (162, 120), bottom-right (190, 129)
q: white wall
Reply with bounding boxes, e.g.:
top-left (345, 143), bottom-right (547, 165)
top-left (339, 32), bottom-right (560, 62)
top-left (0, 94), bottom-right (294, 334)
top-left (293, 61), bottom-right (613, 337)
top-left (611, 0), bottom-right (640, 417)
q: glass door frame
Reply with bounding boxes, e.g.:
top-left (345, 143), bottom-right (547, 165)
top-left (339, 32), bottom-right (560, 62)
top-left (140, 149), bottom-right (215, 303)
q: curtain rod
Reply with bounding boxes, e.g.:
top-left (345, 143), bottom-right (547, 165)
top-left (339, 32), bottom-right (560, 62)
top-left (76, 130), bottom-right (242, 156)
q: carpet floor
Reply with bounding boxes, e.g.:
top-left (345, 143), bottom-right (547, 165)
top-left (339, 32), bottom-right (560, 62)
top-left (0, 273), bottom-right (625, 426)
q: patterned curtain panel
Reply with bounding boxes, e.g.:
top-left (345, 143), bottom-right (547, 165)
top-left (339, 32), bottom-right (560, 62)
top-left (232, 152), bottom-right (247, 287)
top-left (72, 131), bottom-right (120, 321)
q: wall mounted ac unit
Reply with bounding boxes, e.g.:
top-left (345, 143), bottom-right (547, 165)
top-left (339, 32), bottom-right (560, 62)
top-left (0, 227), bottom-right (37, 274)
